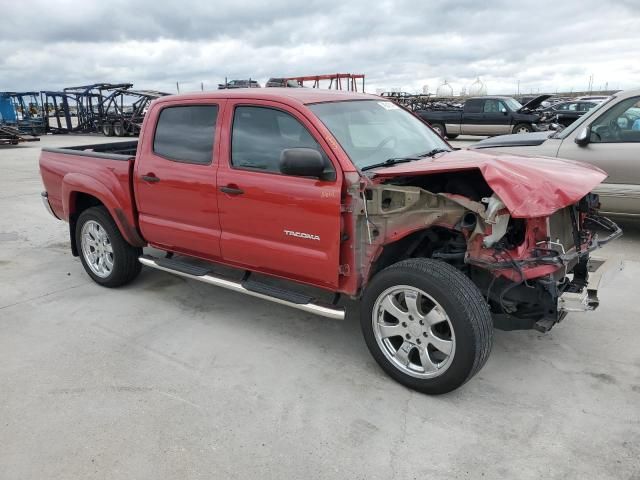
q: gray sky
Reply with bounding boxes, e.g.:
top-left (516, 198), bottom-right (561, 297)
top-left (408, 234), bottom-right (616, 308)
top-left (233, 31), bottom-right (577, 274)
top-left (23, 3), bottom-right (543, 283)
top-left (1, 0), bottom-right (639, 95)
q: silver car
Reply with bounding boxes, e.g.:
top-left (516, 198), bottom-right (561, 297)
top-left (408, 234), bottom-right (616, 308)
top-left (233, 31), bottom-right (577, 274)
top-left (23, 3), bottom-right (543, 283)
top-left (472, 89), bottom-right (640, 217)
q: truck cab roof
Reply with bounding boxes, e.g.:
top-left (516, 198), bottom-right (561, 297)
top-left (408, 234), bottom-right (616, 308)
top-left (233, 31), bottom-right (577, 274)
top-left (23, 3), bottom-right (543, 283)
top-left (153, 88), bottom-right (375, 107)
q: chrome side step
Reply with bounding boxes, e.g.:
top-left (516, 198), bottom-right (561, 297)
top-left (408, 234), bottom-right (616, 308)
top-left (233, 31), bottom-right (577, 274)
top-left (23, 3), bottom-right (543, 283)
top-left (138, 255), bottom-right (345, 320)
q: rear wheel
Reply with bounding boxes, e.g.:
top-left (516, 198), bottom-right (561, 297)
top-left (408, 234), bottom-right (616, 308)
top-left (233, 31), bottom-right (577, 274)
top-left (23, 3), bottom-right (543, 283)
top-left (513, 123), bottom-right (532, 134)
top-left (102, 123), bottom-right (114, 136)
top-left (430, 123), bottom-right (445, 138)
top-left (76, 206), bottom-right (142, 287)
top-left (360, 258), bottom-right (493, 394)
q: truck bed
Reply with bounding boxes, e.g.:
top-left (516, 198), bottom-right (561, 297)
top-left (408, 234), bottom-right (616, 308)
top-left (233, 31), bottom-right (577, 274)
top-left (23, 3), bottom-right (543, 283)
top-left (39, 141), bottom-right (138, 239)
top-left (42, 140), bottom-right (138, 160)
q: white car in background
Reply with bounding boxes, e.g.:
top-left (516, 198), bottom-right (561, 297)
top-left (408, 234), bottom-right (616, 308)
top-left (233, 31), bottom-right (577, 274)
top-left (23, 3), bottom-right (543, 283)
top-left (472, 89), bottom-right (640, 217)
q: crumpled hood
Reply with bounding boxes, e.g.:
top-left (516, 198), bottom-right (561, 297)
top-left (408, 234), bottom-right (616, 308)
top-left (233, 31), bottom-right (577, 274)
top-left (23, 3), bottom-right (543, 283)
top-left (371, 149), bottom-right (607, 218)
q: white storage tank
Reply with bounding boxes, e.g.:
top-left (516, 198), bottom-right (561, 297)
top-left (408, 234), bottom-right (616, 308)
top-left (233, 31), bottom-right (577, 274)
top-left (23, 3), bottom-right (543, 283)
top-left (436, 80), bottom-right (454, 97)
top-left (468, 77), bottom-right (487, 96)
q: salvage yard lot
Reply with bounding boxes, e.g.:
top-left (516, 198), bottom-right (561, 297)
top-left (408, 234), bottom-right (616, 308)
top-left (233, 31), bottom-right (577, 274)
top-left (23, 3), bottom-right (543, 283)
top-left (1, 135), bottom-right (639, 479)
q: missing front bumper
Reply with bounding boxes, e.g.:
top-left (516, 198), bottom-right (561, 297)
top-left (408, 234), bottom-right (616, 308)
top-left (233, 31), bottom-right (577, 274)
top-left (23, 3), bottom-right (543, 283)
top-left (558, 257), bottom-right (606, 313)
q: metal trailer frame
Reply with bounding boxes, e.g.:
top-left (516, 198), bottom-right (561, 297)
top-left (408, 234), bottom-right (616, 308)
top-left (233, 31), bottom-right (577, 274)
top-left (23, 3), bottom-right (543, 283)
top-left (100, 88), bottom-right (169, 137)
top-left (282, 73), bottom-right (365, 92)
top-left (0, 91), bottom-right (46, 135)
top-left (41, 83), bottom-right (133, 134)
top-left (0, 125), bottom-right (40, 145)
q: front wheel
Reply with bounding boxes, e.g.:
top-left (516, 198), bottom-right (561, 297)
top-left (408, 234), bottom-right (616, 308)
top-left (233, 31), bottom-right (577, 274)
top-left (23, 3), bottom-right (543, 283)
top-left (76, 206), bottom-right (142, 287)
top-left (360, 258), bottom-right (493, 394)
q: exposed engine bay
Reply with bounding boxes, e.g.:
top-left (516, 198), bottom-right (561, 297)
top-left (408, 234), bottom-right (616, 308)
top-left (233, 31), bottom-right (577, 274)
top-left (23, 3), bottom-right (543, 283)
top-left (353, 173), bottom-right (622, 332)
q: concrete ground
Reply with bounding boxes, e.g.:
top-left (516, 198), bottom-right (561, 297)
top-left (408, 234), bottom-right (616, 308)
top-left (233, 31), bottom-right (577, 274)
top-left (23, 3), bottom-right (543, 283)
top-left (1, 134), bottom-right (639, 480)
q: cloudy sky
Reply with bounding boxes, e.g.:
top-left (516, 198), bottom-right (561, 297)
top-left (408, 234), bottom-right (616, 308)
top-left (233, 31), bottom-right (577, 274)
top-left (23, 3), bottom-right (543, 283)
top-left (1, 0), bottom-right (639, 95)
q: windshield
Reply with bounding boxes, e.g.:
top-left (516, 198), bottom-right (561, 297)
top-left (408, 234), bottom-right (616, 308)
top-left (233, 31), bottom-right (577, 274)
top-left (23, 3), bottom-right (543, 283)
top-left (308, 100), bottom-right (450, 170)
top-left (504, 98), bottom-right (522, 111)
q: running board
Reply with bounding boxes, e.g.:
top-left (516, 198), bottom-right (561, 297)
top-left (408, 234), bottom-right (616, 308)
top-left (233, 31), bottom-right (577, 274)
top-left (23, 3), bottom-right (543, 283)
top-left (138, 255), bottom-right (345, 320)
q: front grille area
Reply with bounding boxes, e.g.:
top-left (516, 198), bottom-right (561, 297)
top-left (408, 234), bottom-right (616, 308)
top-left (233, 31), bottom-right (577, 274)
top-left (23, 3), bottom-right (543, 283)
top-left (548, 207), bottom-right (576, 252)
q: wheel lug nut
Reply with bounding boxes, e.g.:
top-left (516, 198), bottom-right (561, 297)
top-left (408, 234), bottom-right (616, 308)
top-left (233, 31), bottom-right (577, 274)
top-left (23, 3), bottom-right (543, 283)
top-left (408, 315), bottom-right (413, 321)
top-left (419, 320), bottom-right (424, 325)
top-left (417, 339), bottom-right (421, 344)
top-left (406, 334), bottom-right (411, 339)
top-left (423, 332), bottom-right (428, 337)
top-left (402, 322), bottom-right (407, 327)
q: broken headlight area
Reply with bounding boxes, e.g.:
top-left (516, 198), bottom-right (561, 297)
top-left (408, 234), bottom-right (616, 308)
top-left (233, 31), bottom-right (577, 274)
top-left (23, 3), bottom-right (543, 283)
top-left (467, 195), bottom-right (621, 332)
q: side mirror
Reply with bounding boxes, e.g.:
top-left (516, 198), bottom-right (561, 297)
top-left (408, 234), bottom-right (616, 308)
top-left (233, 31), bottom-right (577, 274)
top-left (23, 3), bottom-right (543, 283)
top-left (280, 148), bottom-right (326, 178)
top-left (575, 126), bottom-right (590, 146)
top-left (502, 109), bottom-right (508, 115)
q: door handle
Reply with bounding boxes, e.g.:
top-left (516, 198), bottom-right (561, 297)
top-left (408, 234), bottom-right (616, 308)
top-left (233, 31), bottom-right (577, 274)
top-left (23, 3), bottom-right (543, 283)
top-left (141, 174), bottom-right (160, 183)
top-left (219, 185), bottom-right (244, 195)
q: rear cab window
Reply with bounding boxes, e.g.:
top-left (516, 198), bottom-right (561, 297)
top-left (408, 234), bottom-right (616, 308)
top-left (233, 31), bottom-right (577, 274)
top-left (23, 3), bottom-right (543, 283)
top-left (464, 99), bottom-right (483, 113)
top-left (153, 105), bottom-right (218, 164)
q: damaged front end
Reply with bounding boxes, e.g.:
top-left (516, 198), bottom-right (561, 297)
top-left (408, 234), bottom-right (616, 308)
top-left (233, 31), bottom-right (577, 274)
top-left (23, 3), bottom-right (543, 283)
top-left (466, 194), bottom-right (621, 331)
top-left (352, 174), bottom-right (622, 333)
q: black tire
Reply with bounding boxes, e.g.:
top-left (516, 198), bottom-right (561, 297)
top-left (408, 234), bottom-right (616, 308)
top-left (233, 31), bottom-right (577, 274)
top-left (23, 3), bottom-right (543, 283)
top-left (430, 123), bottom-right (446, 138)
top-left (360, 258), bottom-right (493, 394)
top-left (113, 121), bottom-right (126, 137)
top-left (102, 123), bottom-right (114, 137)
top-left (75, 206), bottom-right (142, 287)
top-left (512, 123), bottom-right (532, 134)
top-left (446, 134), bottom-right (459, 139)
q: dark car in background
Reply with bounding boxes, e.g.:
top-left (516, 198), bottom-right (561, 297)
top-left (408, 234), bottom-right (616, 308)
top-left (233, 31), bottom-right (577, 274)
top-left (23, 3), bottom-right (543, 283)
top-left (539, 100), bottom-right (599, 127)
top-left (416, 95), bottom-right (551, 138)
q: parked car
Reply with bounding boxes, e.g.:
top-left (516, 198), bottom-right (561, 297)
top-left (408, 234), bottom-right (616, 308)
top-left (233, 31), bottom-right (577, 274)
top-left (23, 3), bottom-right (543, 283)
top-left (39, 89), bottom-right (619, 394)
top-left (539, 100), bottom-right (599, 127)
top-left (218, 79), bottom-right (261, 89)
top-left (416, 95), bottom-right (551, 138)
top-left (472, 88), bottom-right (640, 217)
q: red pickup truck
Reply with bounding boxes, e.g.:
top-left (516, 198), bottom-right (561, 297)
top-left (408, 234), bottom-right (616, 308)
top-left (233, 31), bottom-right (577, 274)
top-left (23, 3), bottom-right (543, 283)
top-left (39, 88), bottom-right (621, 394)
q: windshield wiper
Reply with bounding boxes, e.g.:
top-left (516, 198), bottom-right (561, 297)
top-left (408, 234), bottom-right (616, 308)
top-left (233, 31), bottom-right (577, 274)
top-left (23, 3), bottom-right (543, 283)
top-left (360, 157), bottom-right (417, 171)
top-left (416, 148), bottom-right (450, 157)
top-left (360, 149), bottom-right (451, 172)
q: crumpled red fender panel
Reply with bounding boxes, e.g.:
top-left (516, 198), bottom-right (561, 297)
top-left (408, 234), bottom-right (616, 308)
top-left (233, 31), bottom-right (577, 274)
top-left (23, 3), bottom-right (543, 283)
top-left (371, 149), bottom-right (607, 218)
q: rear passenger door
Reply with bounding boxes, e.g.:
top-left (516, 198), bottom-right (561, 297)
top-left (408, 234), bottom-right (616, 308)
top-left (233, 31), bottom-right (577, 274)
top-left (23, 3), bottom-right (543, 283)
top-left (216, 100), bottom-right (343, 289)
top-left (134, 100), bottom-right (224, 260)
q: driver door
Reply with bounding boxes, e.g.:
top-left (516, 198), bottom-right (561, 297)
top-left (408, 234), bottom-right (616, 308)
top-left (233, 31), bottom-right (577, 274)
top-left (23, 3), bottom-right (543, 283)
top-left (216, 100), bottom-right (343, 289)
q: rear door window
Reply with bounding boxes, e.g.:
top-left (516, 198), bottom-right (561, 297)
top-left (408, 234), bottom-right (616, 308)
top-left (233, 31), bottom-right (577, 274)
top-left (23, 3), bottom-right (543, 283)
top-left (153, 105), bottom-right (218, 164)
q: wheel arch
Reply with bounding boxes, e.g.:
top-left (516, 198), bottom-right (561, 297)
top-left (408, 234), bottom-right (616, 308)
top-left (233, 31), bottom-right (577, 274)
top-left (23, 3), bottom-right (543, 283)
top-left (64, 176), bottom-right (145, 255)
top-left (367, 226), bottom-right (466, 281)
